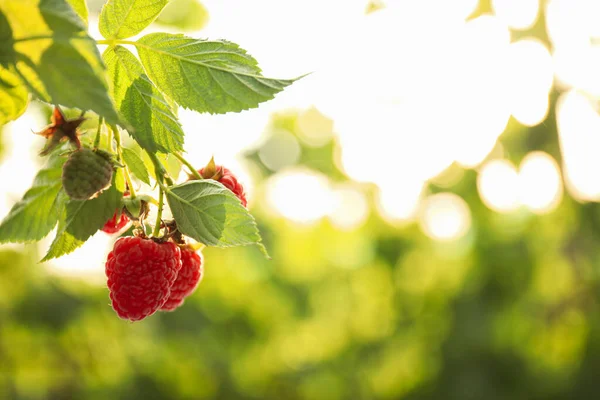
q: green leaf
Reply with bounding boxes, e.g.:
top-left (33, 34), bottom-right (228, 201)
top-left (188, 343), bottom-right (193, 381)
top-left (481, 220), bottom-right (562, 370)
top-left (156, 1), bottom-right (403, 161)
top-left (166, 180), bottom-right (268, 256)
top-left (42, 173), bottom-right (124, 261)
top-left (0, 0), bottom-right (121, 125)
top-left (141, 150), bottom-right (181, 181)
top-left (103, 46), bottom-right (184, 153)
top-left (155, 0), bottom-right (209, 32)
top-left (99, 0), bottom-right (169, 40)
top-left (162, 153), bottom-right (181, 180)
top-left (66, 0), bottom-right (89, 26)
top-left (122, 146), bottom-right (150, 185)
top-left (0, 157), bottom-right (67, 243)
top-left (0, 64), bottom-right (28, 126)
top-left (136, 33), bottom-right (299, 114)
top-left (113, 163), bottom-right (127, 192)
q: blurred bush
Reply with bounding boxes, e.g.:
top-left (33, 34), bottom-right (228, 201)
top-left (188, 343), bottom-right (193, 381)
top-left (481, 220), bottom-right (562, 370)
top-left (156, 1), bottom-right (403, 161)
top-left (1, 105), bottom-right (600, 400)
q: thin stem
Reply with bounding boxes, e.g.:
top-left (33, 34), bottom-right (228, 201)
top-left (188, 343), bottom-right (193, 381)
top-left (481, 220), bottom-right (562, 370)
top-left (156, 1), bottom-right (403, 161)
top-left (110, 125), bottom-right (137, 198)
top-left (93, 117), bottom-right (104, 149)
top-left (107, 126), bottom-right (113, 152)
top-left (152, 187), bottom-right (164, 237)
top-left (147, 151), bottom-right (174, 187)
top-left (174, 153), bottom-right (202, 179)
top-left (14, 35), bottom-right (94, 43)
top-left (122, 163), bottom-right (137, 198)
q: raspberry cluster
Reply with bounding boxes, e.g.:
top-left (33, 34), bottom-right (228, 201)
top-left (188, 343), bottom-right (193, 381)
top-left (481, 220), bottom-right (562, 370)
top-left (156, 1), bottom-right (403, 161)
top-left (103, 161), bottom-right (245, 321)
top-left (105, 237), bottom-right (204, 321)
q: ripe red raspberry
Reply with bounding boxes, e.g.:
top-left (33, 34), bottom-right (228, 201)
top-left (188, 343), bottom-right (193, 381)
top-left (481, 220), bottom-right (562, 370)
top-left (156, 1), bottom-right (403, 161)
top-left (160, 248), bottom-right (203, 311)
top-left (102, 193), bottom-right (131, 234)
top-left (101, 212), bottom-right (130, 234)
top-left (198, 165), bottom-right (247, 207)
top-left (105, 237), bottom-right (182, 321)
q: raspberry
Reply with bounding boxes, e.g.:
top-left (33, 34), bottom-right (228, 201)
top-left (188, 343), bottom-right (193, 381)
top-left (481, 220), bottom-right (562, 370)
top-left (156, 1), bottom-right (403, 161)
top-left (105, 237), bottom-right (182, 321)
top-left (62, 148), bottom-right (114, 200)
top-left (160, 248), bottom-right (204, 311)
top-left (101, 212), bottom-right (130, 234)
top-left (198, 165), bottom-right (247, 207)
top-left (102, 193), bottom-right (130, 234)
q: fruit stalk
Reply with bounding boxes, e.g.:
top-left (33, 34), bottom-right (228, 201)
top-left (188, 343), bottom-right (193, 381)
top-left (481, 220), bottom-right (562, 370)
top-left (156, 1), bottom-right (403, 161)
top-left (147, 151), bottom-right (174, 186)
top-left (93, 117), bottom-right (103, 149)
top-left (110, 124), bottom-right (137, 199)
top-left (153, 187), bottom-right (164, 238)
top-left (174, 153), bottom-right (202, 180)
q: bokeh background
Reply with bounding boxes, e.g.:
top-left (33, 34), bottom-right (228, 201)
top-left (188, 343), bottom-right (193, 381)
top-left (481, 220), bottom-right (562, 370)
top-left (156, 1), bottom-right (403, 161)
top-left (2, 0), bottom-right (600, 398)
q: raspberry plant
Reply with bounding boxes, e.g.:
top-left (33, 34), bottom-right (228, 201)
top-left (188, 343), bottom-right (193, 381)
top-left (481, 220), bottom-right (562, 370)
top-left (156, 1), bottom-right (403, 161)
top-left (0, 0), bottom-right (300, 318)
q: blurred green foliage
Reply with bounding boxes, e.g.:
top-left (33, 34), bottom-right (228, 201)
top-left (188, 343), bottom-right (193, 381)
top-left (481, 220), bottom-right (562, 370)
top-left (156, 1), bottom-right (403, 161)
top-left (2, 102), bottom-right (600, 400)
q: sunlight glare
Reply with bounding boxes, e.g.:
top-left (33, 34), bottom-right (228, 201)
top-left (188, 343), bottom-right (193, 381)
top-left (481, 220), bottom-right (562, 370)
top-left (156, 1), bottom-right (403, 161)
top-left (419, 193), bottom-right (471, 241)
top-left (546, 0), bottom-right (596, 48)
top-left (377, 179), bottom-right (425, 223)
top-left (511, 92), bottom-right (550, 127)
top-left (179, 107), bottom-right (270, 163)
top-left (435, 0), bottom-right (479, 21)
top-left (43, 231), bottom-right (114, 284)
top-left (518, 152), bottom-right (563, 214)
top-left (328, 185), bottom-right (369, 230)
top-left (556, 90), bottom-right (600, 201)
top-left (507, 39), bottom-right (553, 126)
top-left (265, 169), bottom-right (334, 224)
top-left (454, 132), bottom-right (500, 169)
top-left (478, 159), bottom-right (520, 212)
top-left (492, 0), bottom-right (540, 30)
top-left (0, 111), bottom-right (46, 198)
top-left (508, 39), bottom-right (554, 95)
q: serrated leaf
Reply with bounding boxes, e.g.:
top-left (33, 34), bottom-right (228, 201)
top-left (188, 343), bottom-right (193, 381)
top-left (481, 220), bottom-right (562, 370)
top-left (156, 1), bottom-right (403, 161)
top-left (104, 46), bottom-right (184, 153)
top-left (0, 0), bottom-right (121, 125)
top-left (136, 33), bottom-right (298, 114)
top-left (166, 180), bottom-right (268, 256)
top-left (155, 0), bottom-right (208, 32)
top-left (0, 64), bottom-right (28, 126)
top-left (122, 146), bottom-right (150, 185)
top-left (99, 0), bottom-right (169, 40)
top-left (42, 173), bottom-right (123, 261)
top-left (0, 157), bottom-right (67, 243)
top-left (66, 0), bottom-right (88, 26)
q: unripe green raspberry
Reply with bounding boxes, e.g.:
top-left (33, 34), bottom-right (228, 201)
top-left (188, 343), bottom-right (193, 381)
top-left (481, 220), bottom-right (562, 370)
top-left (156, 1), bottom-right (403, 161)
top-left (62, 148), bottom-right (114, 200)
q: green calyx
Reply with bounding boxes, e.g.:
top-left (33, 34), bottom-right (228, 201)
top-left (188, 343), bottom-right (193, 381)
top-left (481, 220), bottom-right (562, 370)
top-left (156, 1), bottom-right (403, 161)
top-left (123, 194), bottom-right (152, 220)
